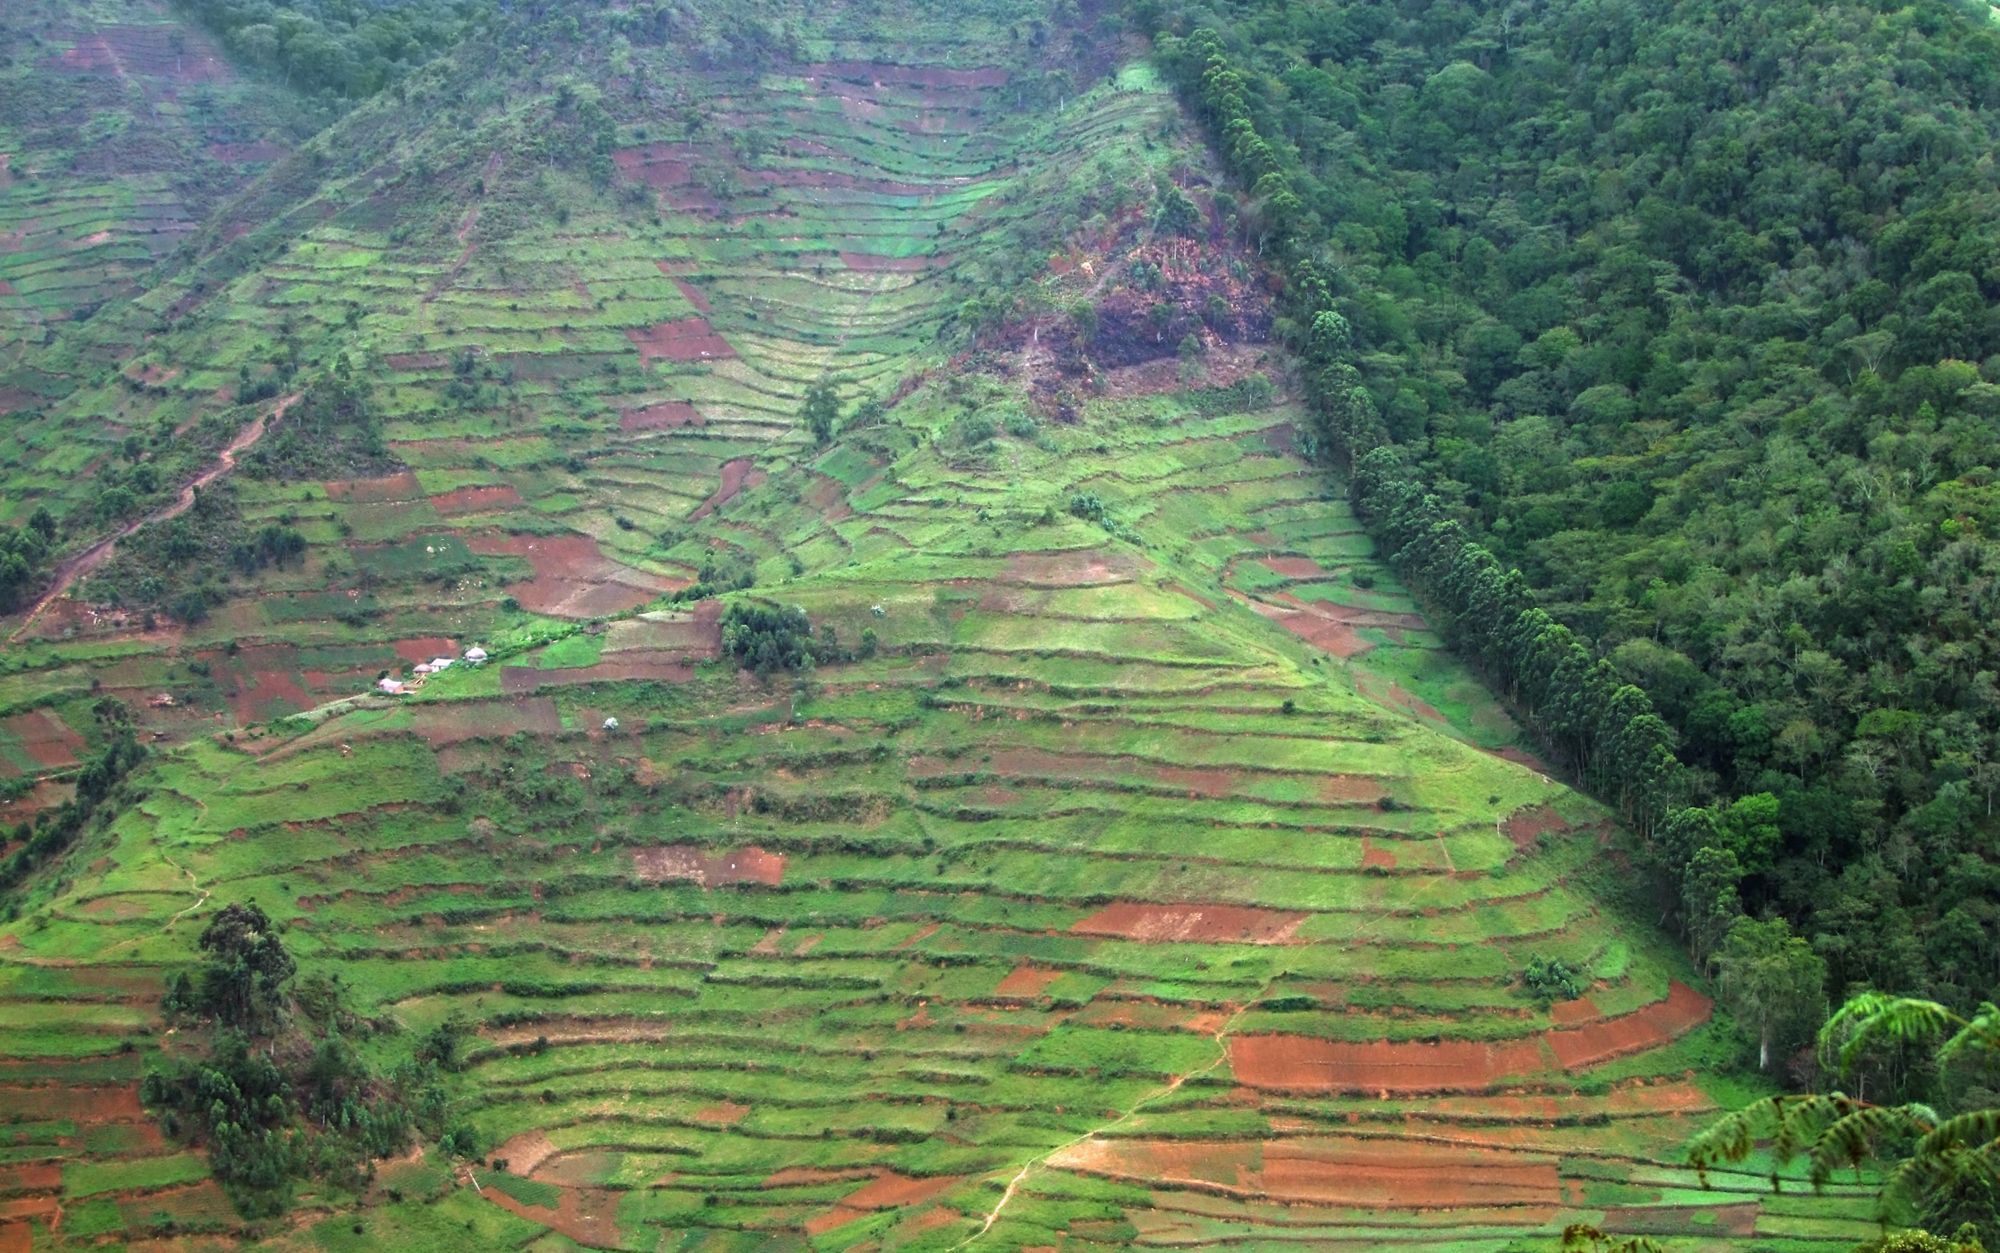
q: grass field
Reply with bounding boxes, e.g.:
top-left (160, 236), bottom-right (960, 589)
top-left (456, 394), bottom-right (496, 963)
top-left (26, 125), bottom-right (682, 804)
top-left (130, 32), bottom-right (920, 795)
top-left (0, 2), bottom-right (1887, 1249)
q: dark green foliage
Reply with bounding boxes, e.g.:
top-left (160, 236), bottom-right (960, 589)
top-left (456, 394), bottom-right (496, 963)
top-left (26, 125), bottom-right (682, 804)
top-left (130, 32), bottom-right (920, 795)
top-left (669, 550), bottom-right (755, 604)
top-left (190, 902), bottom-right (296, 1034)
top-left (803, 380), bottom-right (840, 446)
top-left (86, 480), bottom-right (303, 622)
top-left (416, 1013), bottom-right (471, 1073)
top-left (1520, 956), bottom-right (1585, 1006)
top-left (0, 510), bottom-right (54, 613)
top-left (240, 372), bottom-right (395, 482)
top-left (0, 715), bottom-right (144, 899)
top-left (142, 1035), bottom-right (301, 1215)
top-left (173, 0), bottom-right (493, 98)
top-left (149, 905), bottom-right (452, 1216)
top-left (721, 602), bottom-right (817, 674)
top-left (1152, 180), bottom-right (1202, 237)
top-left (1147, 0), bottom-right (2000, 1010)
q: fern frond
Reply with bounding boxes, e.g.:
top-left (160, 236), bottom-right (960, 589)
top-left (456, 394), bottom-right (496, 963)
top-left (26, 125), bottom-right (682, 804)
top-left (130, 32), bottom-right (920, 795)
top-left (1914, 1108), bottom-right (2000, 1158)
top-left (1687, 1097), bottom-right (1777, 1179)
top-left (1820, 994), bottom-right (1963, 1076)
top-left (1937, 1001), bottom-right (2000, 1070)
top-left (1806, 1103), bottom-right (1933, 1187)
top-left (1882, 1139), bottom-right (1998, 1220)
top-left (1689, 1094), bottom-right (1856, 1185)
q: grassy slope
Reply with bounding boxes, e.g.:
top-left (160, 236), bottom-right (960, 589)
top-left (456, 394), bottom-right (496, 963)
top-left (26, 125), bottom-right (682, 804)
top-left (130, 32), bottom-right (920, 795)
top-left (0, 3), bottom-right (1879, 1249)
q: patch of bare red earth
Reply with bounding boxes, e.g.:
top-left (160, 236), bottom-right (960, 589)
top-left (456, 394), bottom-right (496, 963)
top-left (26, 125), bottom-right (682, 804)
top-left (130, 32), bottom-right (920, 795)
top-left (803, 1172), bottom-right (965, 1236)
top-left (618, 400), bottom-right (704, 432)
top-left (689, 458), bottom-right (766, 521)
top-left (1074, 1000), bottom-right (1234, 1035)
top-left (1503, 801), bottom-right (1570, 852)
top-left (1354, 669), bottom-right (1450, 726)
top-left (994, 965), bottom-right (1063, 997)
top-left (223, 665), bottom-right (313, 723)
top-left (323, 470), bottom-right (424, 503)
top-left (1073, 902), bottom-right (1306, 944)
top-left (0, 709), bottom-right (85, 771)
top-left (692, 1100), bottom-right (750, 1126)
top-left (467, 533), bottom-right (682, 618)
top-left (429, 484), bottom-right (522, 516)
top-left (627, 317), bottom-right (734, 364)
top-left (483, 1183), bottom-right (624, 1248)
top-left (631, 845), bottom-right (785, 887)
top-left (1052, 1136), bottom-right (1560, 1210)
top-left (1001, 550), bottom-right (1149, 587)
top-left (1229, 981), bottom-right (1711, 1093)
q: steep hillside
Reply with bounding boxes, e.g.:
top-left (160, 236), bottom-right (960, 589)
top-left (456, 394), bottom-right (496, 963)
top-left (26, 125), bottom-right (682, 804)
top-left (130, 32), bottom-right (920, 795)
top-left (0, 2), bottom-right (1878, 1249)
top-left (0, 0), bottom-right (315, 375)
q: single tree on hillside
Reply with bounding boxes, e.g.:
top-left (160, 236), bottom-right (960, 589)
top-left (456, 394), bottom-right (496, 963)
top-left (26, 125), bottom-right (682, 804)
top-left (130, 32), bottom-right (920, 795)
top-left (1713, 915), bottom-right (1827, 1072)
top-left (802, 380), bottom-right (840, 446)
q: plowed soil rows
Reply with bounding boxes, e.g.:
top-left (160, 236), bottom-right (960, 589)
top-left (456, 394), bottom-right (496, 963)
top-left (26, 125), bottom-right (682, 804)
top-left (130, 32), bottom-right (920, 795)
top-left (1001, 551), bottom-right (1149, 586)
top-left (1072, 902), bottom-right (1307, 944)
top-left (994, 965), bottom-right (1064, 997)
top-left (1228, 1034), bottom-right (1555, 1093)
top-left (324, 471), bottom-right (425, 502)
top-left (804, 61), bottom-right (1009, 88)
top-left (1232, 983), bottom-right (1711, 1092)
top-left (840, 251), bottom-right (936, 272)
top-left (631, 844), bottom-right (786, 886)
top-left (805, 1172), bottom-right (964, 1235)
top-left (466, 533), bottom-right (681, 618)
top-left (430, 484), bottom-right (523, 514)
top-left (628, 317), bottom-right (735, 363)
top-left (1547, 981), bottom-right (1711, 1069)
top-left (1052, 1137), bottom-right (1561, 1209)
top-left (619, 400), bottom-right (705, 431)
top-left (1, 709), bottom-right (85, 770)
top-left (689, 458), bottom-right (766, 520)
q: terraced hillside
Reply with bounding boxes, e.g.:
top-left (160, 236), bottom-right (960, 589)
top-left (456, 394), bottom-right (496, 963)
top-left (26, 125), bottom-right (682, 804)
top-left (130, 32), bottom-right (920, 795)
top-left (0, 0), bottom-right (310, 378)
top-left (0, 2), bottom-right (1884, 1249)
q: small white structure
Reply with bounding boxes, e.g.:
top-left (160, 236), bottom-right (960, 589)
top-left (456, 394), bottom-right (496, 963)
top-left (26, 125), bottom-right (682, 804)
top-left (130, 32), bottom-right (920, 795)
top-left (428, 657), bottom-right (454, 672)
top-left (413, 663), bottom-right (435, 676)
top-left (602, 716), bottom-right (620, 731)
top-left (377, 678), bottom-right (407, 695)
top-left (464, 646), bottom-right (488, 664)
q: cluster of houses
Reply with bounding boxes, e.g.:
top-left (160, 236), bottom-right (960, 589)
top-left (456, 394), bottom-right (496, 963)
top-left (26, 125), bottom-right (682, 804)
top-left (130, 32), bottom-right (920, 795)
top-left (376, 645), bottom-right (487, 696)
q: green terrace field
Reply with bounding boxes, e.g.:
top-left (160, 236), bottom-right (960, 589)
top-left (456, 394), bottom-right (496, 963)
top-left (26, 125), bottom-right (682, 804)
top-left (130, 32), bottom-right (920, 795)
top-left (0, 351), bottom-right (1885, 1248)
top-left (0, 1), bottom-right (1884, 1248)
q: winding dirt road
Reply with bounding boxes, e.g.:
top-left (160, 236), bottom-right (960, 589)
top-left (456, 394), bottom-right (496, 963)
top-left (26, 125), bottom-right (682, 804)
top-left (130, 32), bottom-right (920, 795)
top-left (8, 391), bottom-right (298, 642)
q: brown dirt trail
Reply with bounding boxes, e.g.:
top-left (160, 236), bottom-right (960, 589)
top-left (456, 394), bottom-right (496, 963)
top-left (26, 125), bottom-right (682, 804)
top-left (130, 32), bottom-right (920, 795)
top-left (10, 392), bottom-right (299, 641)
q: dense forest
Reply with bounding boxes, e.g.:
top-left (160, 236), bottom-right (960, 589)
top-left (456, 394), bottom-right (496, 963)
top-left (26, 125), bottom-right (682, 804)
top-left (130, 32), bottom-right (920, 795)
top-left (1147, 0), bottom-right (2000, 1031)
top-left (172, 0), bottom-right (493, 96)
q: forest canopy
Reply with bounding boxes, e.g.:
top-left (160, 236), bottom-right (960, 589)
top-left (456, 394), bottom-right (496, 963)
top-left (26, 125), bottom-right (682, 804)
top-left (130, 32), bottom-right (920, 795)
top-left (1144, 0), bottom-right (2000, 1015)
top-left (172, 0), bottom-right (494, 96)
